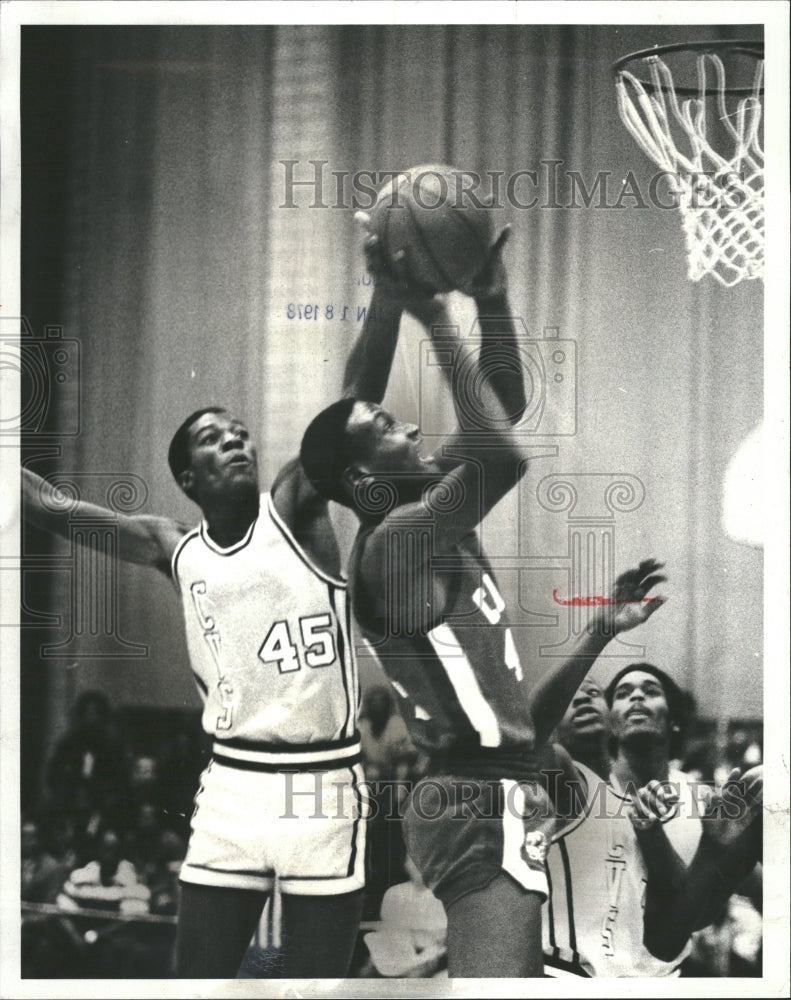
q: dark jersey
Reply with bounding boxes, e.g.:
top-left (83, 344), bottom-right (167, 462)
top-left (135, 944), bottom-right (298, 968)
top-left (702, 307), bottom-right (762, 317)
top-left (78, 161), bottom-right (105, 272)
top-left (351, 524), bottom-right (537, 760)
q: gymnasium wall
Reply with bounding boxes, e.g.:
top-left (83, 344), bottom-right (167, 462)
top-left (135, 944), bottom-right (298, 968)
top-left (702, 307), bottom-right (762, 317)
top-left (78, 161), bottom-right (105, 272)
top-left (20, 23), bottom-right (764, 774)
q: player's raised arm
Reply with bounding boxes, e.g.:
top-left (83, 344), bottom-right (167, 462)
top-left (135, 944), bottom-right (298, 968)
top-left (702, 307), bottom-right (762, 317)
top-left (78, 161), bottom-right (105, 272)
top-left (341, 213), bottom-right (447, 404)
top-left (273, 214), bottom-right (443, 532)
top-left (22, 467), bottom-right (187, 575)
top-left (359, 244), bottom-right (530, 559)
top-left (299, 227), bottom-right (531, 569)
top-left (454, 224), bottom-right (527, 426)
top-left (529, 560), bottom-right (667, 748)
top-left (397, 225), bottom-right (523, 465)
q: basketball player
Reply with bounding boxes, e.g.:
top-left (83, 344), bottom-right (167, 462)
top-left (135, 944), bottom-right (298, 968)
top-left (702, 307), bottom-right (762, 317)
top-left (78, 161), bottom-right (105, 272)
top-left (543, 662), bottom-right (763, 977)
top-left (553, 676), bottom-right (612, 780)
top-left (21, 261), bottom-right (419, 978)
top-left (300, 241), bottom-right (667, 977)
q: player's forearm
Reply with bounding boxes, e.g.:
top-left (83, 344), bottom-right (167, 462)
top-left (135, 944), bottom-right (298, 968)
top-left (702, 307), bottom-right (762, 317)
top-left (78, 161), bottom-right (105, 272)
top-left (688, 817), bottom-right (762, 930)
top-left (529, 626), bottom-right (611, 747)
top-left (444, 296), bottom-right (526, 451)
top-left (22, 467), bottom-right (73, 539)
top-left (637, 824), bottom-right (696, 960)
top-left (341, 284), bottom-right (403, 402)
top-left (23, 466), bottom-right (178, 571)
top-left (474, 292), bottom-right (527, 423)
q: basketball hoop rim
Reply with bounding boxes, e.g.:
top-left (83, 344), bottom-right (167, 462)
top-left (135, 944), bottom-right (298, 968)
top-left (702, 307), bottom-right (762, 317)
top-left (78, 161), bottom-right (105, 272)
top-left (613, 39), bottom-right (764, 97)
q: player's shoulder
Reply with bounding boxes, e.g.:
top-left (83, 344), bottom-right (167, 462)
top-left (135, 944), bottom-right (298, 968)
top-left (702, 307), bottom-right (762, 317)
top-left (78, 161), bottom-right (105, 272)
top-left (270, 456), bottom-right (330, 527)
top-left (169, 520), bottom-right (201, 581)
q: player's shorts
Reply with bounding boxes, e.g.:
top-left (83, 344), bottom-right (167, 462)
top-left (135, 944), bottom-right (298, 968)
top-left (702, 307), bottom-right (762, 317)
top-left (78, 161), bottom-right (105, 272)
top-left (402, 773), bottom-right (555, 908)
top-left (179, 740), bottom-right (366, 896)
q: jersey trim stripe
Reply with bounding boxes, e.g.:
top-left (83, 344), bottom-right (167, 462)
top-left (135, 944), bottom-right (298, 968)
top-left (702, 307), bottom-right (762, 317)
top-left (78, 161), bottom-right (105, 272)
top-left (212, 735), bottom-right (362, 769)
top-left (267, 493), bottom-right (347, 587)
top-left (180, 864), bottom-right (276, 879)
top-left (213, 750), bottom-right (362, 773)
top-left (551, 764), bottom-right (593, 843)
top-left (331, 586), bottom-right (351, 737)
top-left (427, 622), bottom-right (502, 748)
top-left (329, 586), bottom-right (356, 740)
top-left (558, 839), bottom-right (579, 958)
top-left (199, 516), bottom-right (256, 556)
top-left (346, 595), bottom-right (359, 739)
top-left (546, 864), bottom-right (557, 951)
top-left (171, 527), bottom-right (199, 594)
top-left (347, 764), bottom-right (362, 876)
top-left (217, 732), bottom-right (361, 754)
top-left (191, 670), bottom-right (209, 699)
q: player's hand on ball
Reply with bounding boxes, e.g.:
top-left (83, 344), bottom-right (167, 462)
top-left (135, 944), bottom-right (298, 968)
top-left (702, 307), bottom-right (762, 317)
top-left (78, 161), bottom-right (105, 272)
top-left (355, 211), bottom-right (391, 280)
top-left (589, 559), bottom-right (667, 636)
top-left (458, 224), bottom-right (511, 301)
top-left (355, 211), bottom-right (447, 326)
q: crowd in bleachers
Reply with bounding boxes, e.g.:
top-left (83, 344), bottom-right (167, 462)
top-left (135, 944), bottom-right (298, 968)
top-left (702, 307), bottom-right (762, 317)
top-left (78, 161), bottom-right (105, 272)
top-left (21, 691), bottom-right (201, 977)
top-left (21, 686), bottom-right (762, 979)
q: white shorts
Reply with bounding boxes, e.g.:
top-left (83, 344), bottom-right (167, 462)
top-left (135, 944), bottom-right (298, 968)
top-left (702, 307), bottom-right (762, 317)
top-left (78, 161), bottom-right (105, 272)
top-left (180, 745), bottom-right (367, 897)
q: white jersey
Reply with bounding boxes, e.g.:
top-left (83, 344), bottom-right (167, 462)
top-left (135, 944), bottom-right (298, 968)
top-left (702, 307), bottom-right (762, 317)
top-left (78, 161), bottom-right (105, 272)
top-left (543, 764), bottom-right (702, 978)
top-left (172, 493), bottom-right (358, 766)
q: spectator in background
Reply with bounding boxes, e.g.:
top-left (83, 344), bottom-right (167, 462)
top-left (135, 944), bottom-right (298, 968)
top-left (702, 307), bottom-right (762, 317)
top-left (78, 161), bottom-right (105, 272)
top-left (57, 828), bottom-right (150, 915)
top-left (21, 816), bottom-right (72, 904)
top-left (124, 802), bottom-right (164, 878)
top-left (359, 685), bottom-right (414, 781)
top-left (720, 730), bottom-right (762, 789)
top-left (158, 729), bottom-right (205, 840)
top-left (358, 686), bottom-right (417, 921)
top-left (686, 894), bottom-right (762, 977)
top-left (146, 830), bottom-right (188, 917)
top-left (44, 811), bottom-right (79, 870)
top-left (129, 754), bottom-right (162, 799)
top-left (122, 753), bottom-right (167, 831)
top-left (45, 691), bottom-right (130, 848)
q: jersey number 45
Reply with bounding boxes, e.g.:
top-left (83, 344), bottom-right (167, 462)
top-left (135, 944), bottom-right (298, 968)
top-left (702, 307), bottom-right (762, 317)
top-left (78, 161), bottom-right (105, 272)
top-left (258, 614), bottom-right (337, 673)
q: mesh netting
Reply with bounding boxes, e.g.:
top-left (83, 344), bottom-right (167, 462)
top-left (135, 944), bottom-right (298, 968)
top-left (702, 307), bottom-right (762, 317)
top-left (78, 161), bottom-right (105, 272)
top-left (616, 51), bottom-right (764, 287)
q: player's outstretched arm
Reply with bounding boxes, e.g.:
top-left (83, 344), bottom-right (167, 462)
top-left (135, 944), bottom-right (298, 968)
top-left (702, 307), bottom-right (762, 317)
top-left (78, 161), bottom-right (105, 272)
top-left (630, 769), bottom-right (763, 961)
top-left (22, 467), bottom-right (187, 575)
top-left (529, 560), bottom-right (667, 748)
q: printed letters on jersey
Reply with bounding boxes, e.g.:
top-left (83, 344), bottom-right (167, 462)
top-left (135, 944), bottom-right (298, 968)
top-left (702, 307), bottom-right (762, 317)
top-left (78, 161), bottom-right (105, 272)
top-left (543, 763), bottom-right (703, 977)
top-left (172, 493), bottom-right (358, 765)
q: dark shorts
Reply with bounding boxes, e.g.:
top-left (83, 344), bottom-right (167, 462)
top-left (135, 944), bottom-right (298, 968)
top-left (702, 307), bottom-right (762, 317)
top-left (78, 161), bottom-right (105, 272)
top-left (402, 774), bottom-right (556, 908)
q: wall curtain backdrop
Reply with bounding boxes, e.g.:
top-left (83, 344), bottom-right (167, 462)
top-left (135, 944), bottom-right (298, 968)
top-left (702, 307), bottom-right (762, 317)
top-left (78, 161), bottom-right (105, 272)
top-left (21, 24), bottom-right (763, 788)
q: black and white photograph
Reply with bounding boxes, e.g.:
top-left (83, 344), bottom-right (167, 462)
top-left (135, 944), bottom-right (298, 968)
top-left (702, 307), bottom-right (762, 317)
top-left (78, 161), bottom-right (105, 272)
top-left (1, 1), bottom-right (788, 996)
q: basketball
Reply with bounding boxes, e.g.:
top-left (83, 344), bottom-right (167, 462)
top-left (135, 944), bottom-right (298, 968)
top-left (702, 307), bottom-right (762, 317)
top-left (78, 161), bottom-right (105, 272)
top-left (368, 164), bottom-right (496, 293)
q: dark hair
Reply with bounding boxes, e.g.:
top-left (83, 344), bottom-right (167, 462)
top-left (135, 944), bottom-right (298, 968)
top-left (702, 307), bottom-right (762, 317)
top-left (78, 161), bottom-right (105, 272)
top-left (167, 407), bottom-right (227, 483)
top-left (605, 662), bottom-right (691, 757)
top-left (300, 398), bottom-right (359, 506)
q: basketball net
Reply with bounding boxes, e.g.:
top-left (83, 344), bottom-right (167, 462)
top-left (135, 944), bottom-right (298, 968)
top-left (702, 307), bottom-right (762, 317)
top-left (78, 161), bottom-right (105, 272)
top-left (616, 50), bottom-right (764, 287)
